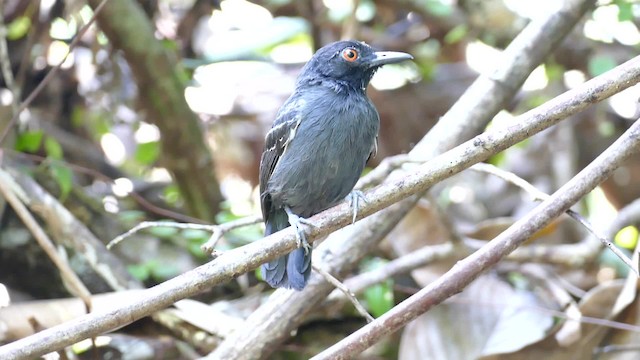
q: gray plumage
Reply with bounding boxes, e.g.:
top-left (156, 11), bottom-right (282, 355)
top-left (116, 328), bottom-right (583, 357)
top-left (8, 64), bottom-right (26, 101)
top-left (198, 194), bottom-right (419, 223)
top-left (259, 40), bottom-right (412, 290)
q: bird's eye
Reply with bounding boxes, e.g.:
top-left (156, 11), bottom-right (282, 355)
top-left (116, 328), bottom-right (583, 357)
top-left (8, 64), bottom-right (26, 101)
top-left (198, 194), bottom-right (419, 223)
top-left (341, 48), bottom-right (359, 62)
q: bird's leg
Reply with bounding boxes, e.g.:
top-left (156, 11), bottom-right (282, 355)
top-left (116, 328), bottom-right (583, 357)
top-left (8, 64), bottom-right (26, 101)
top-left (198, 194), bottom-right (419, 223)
top-left (345, 190), bottom-right (367, 224)
top-left (284, 206), bottom-right (316, 255)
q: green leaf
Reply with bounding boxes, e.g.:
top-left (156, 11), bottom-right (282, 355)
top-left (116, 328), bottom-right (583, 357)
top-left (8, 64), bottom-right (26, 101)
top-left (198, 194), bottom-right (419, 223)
top-left (360, 258), bottom-right (394, 317)
top-left (127, 263), bottom-right (151, 281)
top-left (70, 107), bottom-right (86, 128)
top-left (506, 271), bottom-right (529, 290)
top-left (364, 280), bottom-right (394, 318)
top-left (614, 225), bottom-right (638, 249)
top-left (215, 202), bottom-right (246, 223)
top-left (424, 0), bottom-right (453, 17)
top-left (163, 184), bottom-right (182, 205)
top-left (545, 63), bottom-right (565, 82)
top-left (444, 24), bottom-right (467, 44)
top-left (48, 162), bottom-right (73, 200)
top-left (161, 39), bottom-right (178, 51)
top-left (150, 263), bottom-right (180, 281)
top-left (526, 94), bottom-right (551, 109)
top-left (15, 130), bottom-right (44, 152)
top-left (187, 241), bottom-right (207, 259)
top-left (135, 141), bottom-right (160, 165)
top-left (130, 259), bottom-right (179, 282)
top-left (616, 1), bottom-right (633, 22)
top-left (488, 152), bottom-right (506, 167)
top-left (91, 112), bottom-right (111, 135)
top-left (44, 137), bottom-right (63, 159)
top-left (588, 56), bottom-right (617, 77)
top-left (7, 16), bottom-right (31, 40)
top-left (255, 267), bottom-right (264, 281)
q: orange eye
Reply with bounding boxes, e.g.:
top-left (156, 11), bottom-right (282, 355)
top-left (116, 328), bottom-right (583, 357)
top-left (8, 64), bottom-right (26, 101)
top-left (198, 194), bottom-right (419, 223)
top-left (341, 48), bottom-right (359, 62)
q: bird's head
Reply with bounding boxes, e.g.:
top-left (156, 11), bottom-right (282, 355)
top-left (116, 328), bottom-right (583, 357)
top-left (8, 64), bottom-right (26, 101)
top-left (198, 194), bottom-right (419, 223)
top-left (297, 40), bottom-right (413, 92)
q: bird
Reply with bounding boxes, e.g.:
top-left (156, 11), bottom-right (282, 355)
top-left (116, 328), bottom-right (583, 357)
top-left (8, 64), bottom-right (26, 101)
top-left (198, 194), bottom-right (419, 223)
top-left (259, 40), bottom-right (413, 290)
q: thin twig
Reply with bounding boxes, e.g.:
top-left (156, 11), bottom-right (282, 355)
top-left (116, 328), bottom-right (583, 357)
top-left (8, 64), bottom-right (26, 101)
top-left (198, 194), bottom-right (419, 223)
top-left (608, 198), bottom-right (640, 236)
top-left (0, 0), bottom-right (111, 145)
top-left (201, 215), bottom-right (263, 254)
top-left (337, 243), bottom-right (455, 298)
top-left (469, 163), bottom-right (549, 201)
top-left (313, 264), bottom-right (374, 323)
top-left (470, 162), bottom-right (637, 275)
top-left (107, 215), bottom-right (263, 253)
top-left (447, 294), bottom-right (640, 333)
top-left (107, 221), bottom-right (216, 249)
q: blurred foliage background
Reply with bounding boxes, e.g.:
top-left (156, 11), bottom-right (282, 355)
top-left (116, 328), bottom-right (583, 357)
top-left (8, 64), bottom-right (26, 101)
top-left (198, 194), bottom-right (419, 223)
top-left (2, 0), bottom-right (640, 358)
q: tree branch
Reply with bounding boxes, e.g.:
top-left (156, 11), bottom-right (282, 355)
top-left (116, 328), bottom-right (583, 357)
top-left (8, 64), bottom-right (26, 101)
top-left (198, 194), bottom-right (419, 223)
top-left (312, 118), bottom-right (640, 360)
top-left (312, 264), bottom-right (374, 323)
top-left (338, 243), bottom-right (456, 297)
top-left (409, 0), bottom-right (597, 158)
top-left (470, 163), bottom-right (636, 273)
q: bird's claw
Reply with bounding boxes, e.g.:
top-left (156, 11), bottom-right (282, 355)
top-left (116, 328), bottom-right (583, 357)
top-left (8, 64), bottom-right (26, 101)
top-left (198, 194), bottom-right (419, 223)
top-left (346, 190), bottom-right (367, 224)
top-left (285, 206), bottom-right (316, 255)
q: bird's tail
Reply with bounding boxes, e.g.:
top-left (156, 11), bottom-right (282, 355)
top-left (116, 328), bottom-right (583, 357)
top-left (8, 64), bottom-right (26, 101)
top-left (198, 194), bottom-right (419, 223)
top-left (261, 208), bottom-right (312, 290)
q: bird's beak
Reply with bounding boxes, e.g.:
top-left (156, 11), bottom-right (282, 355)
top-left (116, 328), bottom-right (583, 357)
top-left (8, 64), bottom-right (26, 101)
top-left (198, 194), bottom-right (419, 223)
top-left (367, 51), bottom-right (413, 67)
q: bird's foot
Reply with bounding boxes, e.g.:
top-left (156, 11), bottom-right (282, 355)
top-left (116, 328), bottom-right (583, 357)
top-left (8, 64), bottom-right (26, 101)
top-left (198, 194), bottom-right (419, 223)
top-left (346, 190), bottom-right (367, 224)
top-left (284, 206), bottom-right (316, 255)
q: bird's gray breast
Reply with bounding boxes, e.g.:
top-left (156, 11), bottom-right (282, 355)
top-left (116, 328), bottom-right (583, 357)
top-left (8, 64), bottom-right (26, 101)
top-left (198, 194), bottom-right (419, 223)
top-left (267, 89), bottom-right (379, 217)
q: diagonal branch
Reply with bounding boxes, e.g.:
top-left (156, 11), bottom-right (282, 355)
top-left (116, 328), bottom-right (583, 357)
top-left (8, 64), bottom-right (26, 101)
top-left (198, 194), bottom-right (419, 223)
top-left (312, 118), bottom-right (640, 360)
top-left (470, 163), bottom-right (637, 273)
top-left (409, 0), bottom-right (597, 158)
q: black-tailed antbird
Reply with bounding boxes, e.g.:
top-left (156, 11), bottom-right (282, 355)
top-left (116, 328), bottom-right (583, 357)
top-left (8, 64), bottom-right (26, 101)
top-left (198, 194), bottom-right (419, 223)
top-left (259, 40), bottom-right (413, 290)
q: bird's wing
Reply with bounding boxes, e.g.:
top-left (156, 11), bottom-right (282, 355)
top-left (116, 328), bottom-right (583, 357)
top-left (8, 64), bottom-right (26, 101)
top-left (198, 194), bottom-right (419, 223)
top-left (259, 98), bottom-right (304, 218)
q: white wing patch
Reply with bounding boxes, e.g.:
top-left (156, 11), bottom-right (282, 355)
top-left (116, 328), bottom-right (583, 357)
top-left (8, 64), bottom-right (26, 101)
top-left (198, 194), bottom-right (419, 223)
top-left (264, 97), bottom-right (306, 152)
top-left (282, 118), bottom-right (301, 155)
top-left (265, 117), bottom-right (301, 152)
